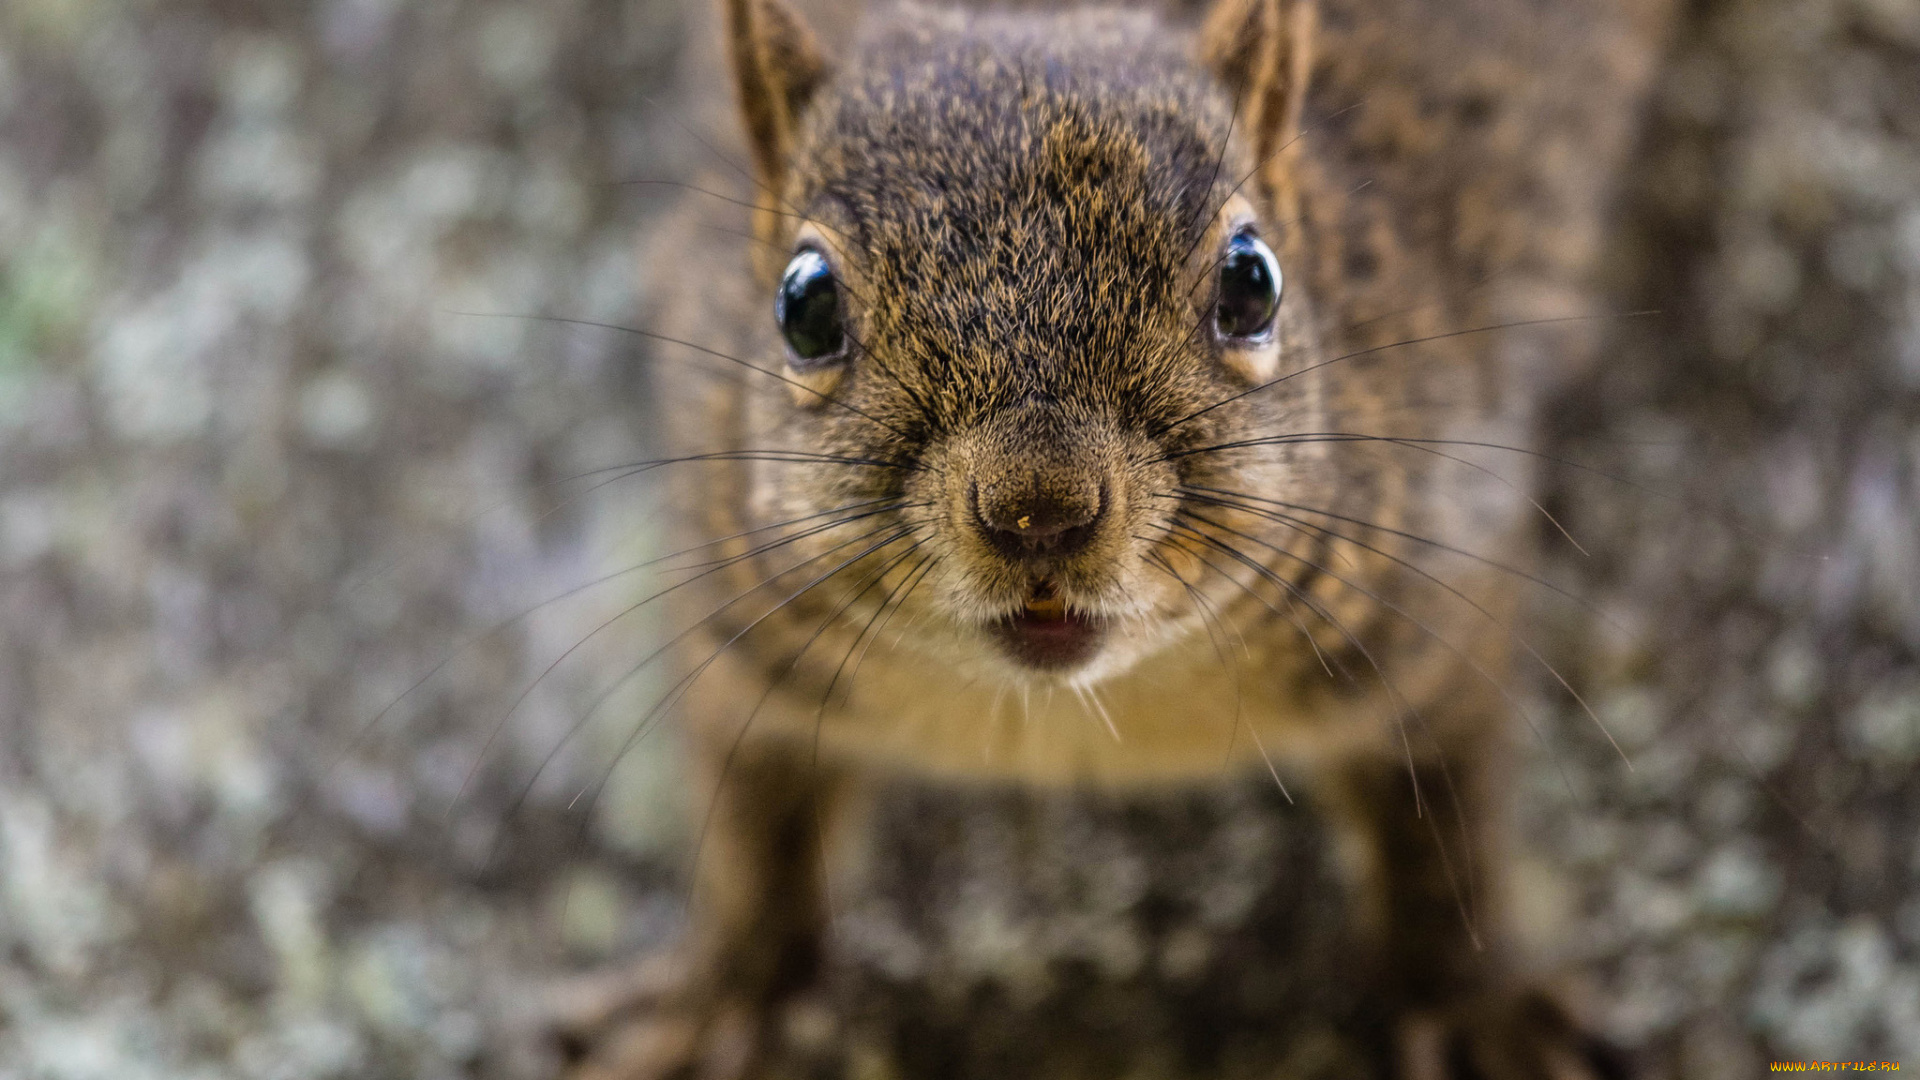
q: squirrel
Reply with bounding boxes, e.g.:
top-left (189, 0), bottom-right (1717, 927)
top-left (557, 0), bottom-right (1675, 1074)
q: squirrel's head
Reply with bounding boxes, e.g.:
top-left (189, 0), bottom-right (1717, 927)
top-left (720, 0), bottom-right (1335, 684)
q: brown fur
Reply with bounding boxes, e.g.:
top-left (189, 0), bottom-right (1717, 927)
top-left (564, 0), bottom-right (1675, 1074)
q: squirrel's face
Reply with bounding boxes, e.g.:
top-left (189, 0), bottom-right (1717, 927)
top-left (729, 11), bottom-right (1333, 685)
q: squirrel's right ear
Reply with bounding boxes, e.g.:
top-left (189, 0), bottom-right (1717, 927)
top-left (724, 0), bottom-right (830, 200)
top-left (1198, 0), bottom-right (1315, 214)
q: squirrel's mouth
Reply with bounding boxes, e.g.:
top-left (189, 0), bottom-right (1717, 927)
top-left (989, 580), bottom-right (1106, 670)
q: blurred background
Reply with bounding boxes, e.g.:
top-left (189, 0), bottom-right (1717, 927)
top-left (0, 0), bottom-right (1915, 1076)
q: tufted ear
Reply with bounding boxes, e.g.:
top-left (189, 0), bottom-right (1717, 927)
top-left (724, 0), bottom-right (830, 212)
top-left (1198, 0), bottom-right (1315, 214)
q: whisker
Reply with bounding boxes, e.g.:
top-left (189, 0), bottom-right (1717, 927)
top-left (984, 681), bottom-right (1009, 765)
top-left (332, 496), bottom-right (904, 778)
top-left (451, 312), bottom-right (912, 439)
top-left (810, 541), bottom-right (934, 746)
top-left (1170, 517), bottom-right (1479, 942)
top-left (612, 130), bottom-right (941, 432)
top-left (475, 515), bottom-right (913, 825)
top-left (664, 503), bottom-right (932, 575)
top-left (1176, 101), bottom-right (1238, 260)
top-left (798, 539), bottom-right (936, 940)
top-left (549, 518), bottom-right (922, 953)
top-left (1152, 312), bottom-right (1655, 438)
top-left (1162, 518), bottom-right (1428, 807)
top-left (1175, 551), bottom-right (1266, 790)
top-left (336, 448), bottom-right (910, 619)
top-left (1179, 489), bottom-right (1628, 772)
top-left (642, 95), bottom-right (835, 231)
top-left (1180, 507), bottom-right (1541, 763)
top-left (1241, 718), bottom-right (1292, 805)
top-left (1177, 485), bottom-right (1615, 631)
top-left (1356, 437), bottom-right (1588, 556)
top-left (691, 219), bottom-right (884, 317)
top-left (1142, 524), bottom-right (1339, 685)
top-left (1180, 100), bottom-right (1367, 266)
top-left (1070, 683), bottom-right (1122, 744)
top-left (613, 178), bottom-right (851, 242)
top-left (1169, 430), bottom-right (1631, 556)
top-left (659, 528), bottom-right (926, 926)
top-left (1181, 176), bottom-right (1378, 312)
top-left (599, 523), bottom-right (921, 776)
top-left (1335, 266), bottom-right (1506, 339)
top-left (546, 520), bottom-right (916, 967)
top-left (836, 553), bottom-right (944, 712)
top-left (653, 498), bottom-right (910, 571)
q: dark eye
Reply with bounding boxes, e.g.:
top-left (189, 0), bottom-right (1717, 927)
top-left (1214, 231), bottom-right (1282, 341)
top-left (775, 249), bottom-right (846, 366)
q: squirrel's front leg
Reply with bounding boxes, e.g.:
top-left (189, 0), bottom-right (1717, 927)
top-left (1328, 741), bottom-right (1630, 1080)
top-left (562, 733), bottom-right (855, 1080)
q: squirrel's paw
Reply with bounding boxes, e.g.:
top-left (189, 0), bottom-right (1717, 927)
top-left (1394, 987), bottom-right (1634, 1080)
top-left (543, 954), bottom-right (839, 1080)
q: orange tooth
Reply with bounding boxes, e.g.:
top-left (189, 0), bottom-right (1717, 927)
top-left (1023, 597), bottom-right (1065, 621)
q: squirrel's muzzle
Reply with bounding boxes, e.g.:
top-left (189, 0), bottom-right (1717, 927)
top-left (933, 412), bottom-right (1147, 668)
top-left (970, 475), bottom-right (1108, 564)
top-left (957, 401), bottom-right (1121, 572)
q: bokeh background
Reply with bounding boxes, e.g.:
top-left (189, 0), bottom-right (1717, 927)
top-left (0, 0), bottom-right (1915, 1076)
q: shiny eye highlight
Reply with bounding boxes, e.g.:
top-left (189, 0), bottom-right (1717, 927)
top-left (1214, 231), bottom-right (1282, 341)
top-left (775, 249), bottom-right (846, 367)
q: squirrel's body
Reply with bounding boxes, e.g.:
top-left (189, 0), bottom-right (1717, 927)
top-left (568, 0), bottom-right (1674, 1074)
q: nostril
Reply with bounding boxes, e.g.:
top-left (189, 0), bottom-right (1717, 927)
top-left (971, 479), bottom-right (1107, 561)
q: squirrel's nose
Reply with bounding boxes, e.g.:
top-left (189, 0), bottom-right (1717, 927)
top-left (971, 478), bottom-right (1106, 562)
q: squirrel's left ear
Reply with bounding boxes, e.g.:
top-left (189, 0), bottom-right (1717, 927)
top-left (724, 0), bottom-right (831, 210)
top-left (1198, 0), bottom-right (1315, 215)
